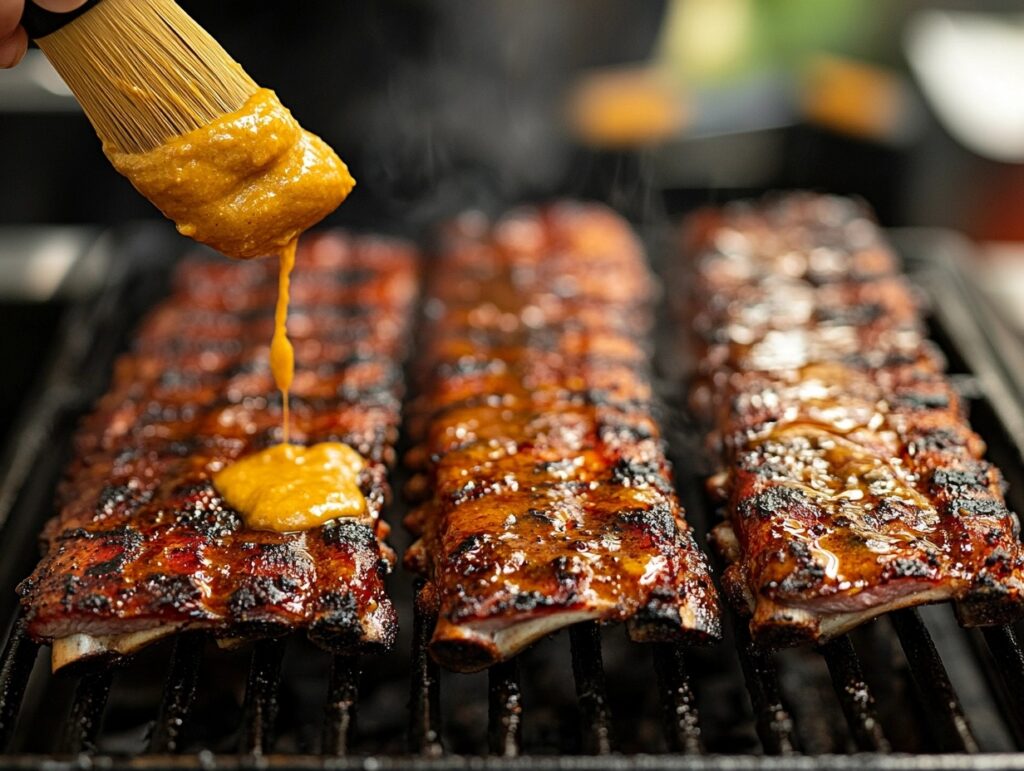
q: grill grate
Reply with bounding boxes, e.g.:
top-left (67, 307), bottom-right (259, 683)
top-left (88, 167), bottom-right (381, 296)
top-left (0, 226), bottom-right (1023, 768)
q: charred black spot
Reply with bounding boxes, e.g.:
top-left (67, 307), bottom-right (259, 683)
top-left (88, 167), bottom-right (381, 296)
top-left (737, 487), bottom-right (809, 520)
top-left (633, 587), bottom-right (683, 628)
top-left (255, 542), bottom-right (309, 571)
top-left (618, 504), bottom-right (676, 542)
top-left (448, 479), bottom-right (494, 506)
top-left (228, 575), bottom-right (297, 614)
top-left (951, 497), bottom-right (1004, 517)
top-left (312, 591), bottom-right (360, 641)
top-left (985, 550), bottom-right (1010, 568)
top-left (883, 558), bottom-right (933, 579)
top-left (611, 458), bottom-right (669, 491)
top-left (321, 519), bottom-right (376, 549)
top-left (140, 573), bottom-right (204, 610)
top-left (84, 555), bottom-right (128, 577)
top-left (94, 484), bottom-right (153, 519)
top-left (972, 572), bottom-right (1004, 592)
top-left (931, 466), bottom-right (991, 494)
top-left (77, 594), bottom-right (111, 611)
top-left (511, 591), bottom-right (553, 611)
top-left (892, 391), bottom-right (951, 411)
top-left (446, 533), bottom-right (495, 578)
top-left (875, 499), bottom-right (913, 524)
top-left (908, 428), bottom-right (963, 454)
top-left (170, 481), bottom-right (244, 538)
top-left (450, 534), bottom-right (485, 560)
top-left (61, 575), bottom-right (81, 609)
top-left (985, 528), bottom-right (1006, 546)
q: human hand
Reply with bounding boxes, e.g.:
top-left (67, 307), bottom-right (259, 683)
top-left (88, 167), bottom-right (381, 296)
top-left (1, 0), bottom-right (88, 68)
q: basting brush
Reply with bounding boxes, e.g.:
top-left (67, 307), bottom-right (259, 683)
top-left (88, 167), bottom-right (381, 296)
top-left (20, 0), bottom-right (354, 259)
top-left (22, 0), bottom-right (258, 155)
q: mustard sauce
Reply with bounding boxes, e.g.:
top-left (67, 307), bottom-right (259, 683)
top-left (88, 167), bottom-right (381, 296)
top-left (115, 89), bottom-right (373, 533)
top-left (271, 239), bottom-right (297, 443)
top-left (105, 88), bottom-right (355, 259)
top-left (212, 240), bottom-right (369, 534)
top-left (214, 443), bottom-right (367, 533)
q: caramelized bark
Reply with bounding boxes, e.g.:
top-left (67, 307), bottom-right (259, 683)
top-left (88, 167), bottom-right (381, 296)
top-left (685, 193), bottom-right (1024, 646)
top-left (407, 203), bottom-right (720, 671)
top-left (18, 234), bottom-right (418, 661)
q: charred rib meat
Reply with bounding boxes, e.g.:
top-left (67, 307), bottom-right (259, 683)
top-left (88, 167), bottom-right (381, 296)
top-left (405, 202), bottom-right (721, 672)
top-left (684, 193), bottom-right (1024, 646)
top-left (18, 234), bottom-right (418, 669)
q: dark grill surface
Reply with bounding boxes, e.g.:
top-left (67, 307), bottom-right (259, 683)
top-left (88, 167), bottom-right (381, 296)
top-left (2, 226), bottom-right (1024, 769)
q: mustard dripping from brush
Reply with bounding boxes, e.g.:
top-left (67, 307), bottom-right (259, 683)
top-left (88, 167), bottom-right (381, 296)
top-left (21, 0), bottom-right (365, 529)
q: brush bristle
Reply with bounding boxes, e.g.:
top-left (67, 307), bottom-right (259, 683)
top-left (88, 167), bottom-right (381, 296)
top-left (38, 0), bottom-right (258, 154)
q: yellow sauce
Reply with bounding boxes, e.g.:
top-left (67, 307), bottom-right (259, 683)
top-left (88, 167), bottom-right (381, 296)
top-left (107, 87), bottom-right (372, 533)
top-left (271, 239), bottom-right (297, 443)
top-left (214, 443), bottom-right (367, 533)
top-left (105, 88), bottom-right (355, 259)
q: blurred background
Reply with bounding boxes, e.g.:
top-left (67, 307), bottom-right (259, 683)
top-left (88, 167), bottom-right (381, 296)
top-left (4, 0), bottom-right (1024, 433)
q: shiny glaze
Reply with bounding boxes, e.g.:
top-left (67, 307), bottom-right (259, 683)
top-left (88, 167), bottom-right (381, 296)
top-left (687, 194), bottom-right (1024, 645)
top-left (406, 202), bottom-right (720, 671)
top-left (18, 234), bottom-right (417, 652)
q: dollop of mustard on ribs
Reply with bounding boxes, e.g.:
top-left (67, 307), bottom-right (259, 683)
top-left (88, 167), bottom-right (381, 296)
top-left (684, 193), bottom-right (1024, 646)
top-left (405, 202), bottom-right (721, 672)
top-left (17, 234), bottom-right (417, 669)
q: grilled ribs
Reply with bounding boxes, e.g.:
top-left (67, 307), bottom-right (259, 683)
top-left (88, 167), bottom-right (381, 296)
top-left (18, 234), bottom-right (418, 669)
top-left (405, 202), bottom-right (721, 671)
top-left (684, 193), bottom-right (1024, 646)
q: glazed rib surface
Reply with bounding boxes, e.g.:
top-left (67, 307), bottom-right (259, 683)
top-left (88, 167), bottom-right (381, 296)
top-left (18, 234), bottom-right (418, 665)
top-left (406, 202), bottom-right (720, 671)
top-left (684, 193), bottom-right (1024, 646)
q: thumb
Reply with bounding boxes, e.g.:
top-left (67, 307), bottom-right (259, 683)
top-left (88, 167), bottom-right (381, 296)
top-left (33, 0), bottom-right (88, 11)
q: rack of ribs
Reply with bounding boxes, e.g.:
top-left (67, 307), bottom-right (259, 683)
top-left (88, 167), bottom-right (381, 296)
top-left (17, 233), bottom-right (418, 670)
top-left (683, 192), bottom-right (1024, 646)
top-left (405, 202), bottom-right (721, 672)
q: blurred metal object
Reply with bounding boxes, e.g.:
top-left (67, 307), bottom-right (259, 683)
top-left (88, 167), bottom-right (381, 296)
top-left (0, 227), bottom-right (105, 301)
top-left (0, 50), bottom-right (78, 113)
top-left (975, 243), bottom-right (1024, 334)
top-left (907, 11), bottom-right (1024, 162)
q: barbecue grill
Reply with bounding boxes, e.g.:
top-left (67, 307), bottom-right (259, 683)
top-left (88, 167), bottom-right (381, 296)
top-left (2, 222), bottom-right (1024, 769)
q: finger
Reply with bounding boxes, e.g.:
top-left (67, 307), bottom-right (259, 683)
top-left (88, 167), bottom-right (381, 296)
top-left (0, 26), bottom-right (27, 68)
top-left (34, 0), bottom-right (88, 11)
top-left (0, 0), bottom-right (24, 40)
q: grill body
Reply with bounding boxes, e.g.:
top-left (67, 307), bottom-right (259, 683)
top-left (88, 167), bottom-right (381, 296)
top-left (0, 225), bottom-right (1023, 768)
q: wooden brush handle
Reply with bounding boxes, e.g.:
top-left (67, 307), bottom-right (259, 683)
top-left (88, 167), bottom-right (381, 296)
top-left (21, 0), bottom-right (102, 39)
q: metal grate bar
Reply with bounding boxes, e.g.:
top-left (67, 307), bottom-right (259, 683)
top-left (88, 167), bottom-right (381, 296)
top-left (409, 593), bottom-right (443, 757)
top-left (238, 638), bottom-right (286, 755)
top-left (978, 625), bottom-right (1024, 748)
top-left (818, 636), bottom-right (889, 752)
top-left (733, 624), bottom-right (796, 755)
top-left (0, 614), bottom-right (39, 752)
top-left (487, 658), bottom-right (522, 757)
top-left (569, 622), bottom-right (612, 756)
top-left (59, 667), bottom-right (114, 754)
top-left (890, 609), bottom-right (979, 753)
top-left (148, 633), bottom-right (204, 754)
top-left (652, 643), bottom-right (703, 754)
top-left (322, 654), bottom-right (360, 756)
